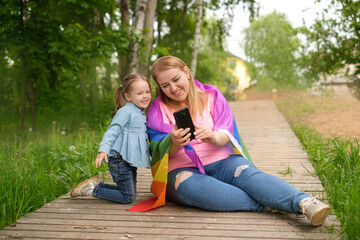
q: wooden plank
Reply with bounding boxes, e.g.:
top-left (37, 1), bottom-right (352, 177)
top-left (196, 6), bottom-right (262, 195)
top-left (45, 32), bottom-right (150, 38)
top-left (0, 100), bottom-right (340, 240)
top-left (0, 229), bottom-right (337, 240)
top-left (11, 218), bottom-right (327, 232)
top-left (2, 209), bottom-right (340, 240)
top-left (16, 211), bottom-right (340, 226)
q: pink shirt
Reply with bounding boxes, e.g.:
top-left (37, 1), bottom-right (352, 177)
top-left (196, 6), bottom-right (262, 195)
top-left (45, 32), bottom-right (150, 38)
top-left (159, 92), bottom-right (234, 172)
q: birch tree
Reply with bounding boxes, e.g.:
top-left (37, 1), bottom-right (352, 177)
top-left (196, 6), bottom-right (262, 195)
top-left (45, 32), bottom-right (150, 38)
top-left (92, 7), bottom-right (99, 114)
top-left (118, 0), bottom-right (130, 80)
top-left (138, 0), bottom-right (158, 77)
top-left (19, 0), bottom-right (31, 130)
top-left (127, 0), bottom-right (147, 75)
top-left (190, 0), bottom-right (203, 77)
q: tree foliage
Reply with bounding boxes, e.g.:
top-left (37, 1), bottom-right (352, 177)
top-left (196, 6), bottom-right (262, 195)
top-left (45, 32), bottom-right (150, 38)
top-left (0, 0), bottom-right (134, 129)
top-left (300, 0), bottom-right (360, 97)
top-left (301, 0), bottom-right (359, 77)
top-left (243, 11), bottom-right (301, 90)
top-left (0, 0), bottom-right (255, 131)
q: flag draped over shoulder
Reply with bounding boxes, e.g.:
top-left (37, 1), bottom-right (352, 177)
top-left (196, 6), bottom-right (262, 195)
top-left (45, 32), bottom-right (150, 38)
top-left (127, 80), bottom-right (252, 212)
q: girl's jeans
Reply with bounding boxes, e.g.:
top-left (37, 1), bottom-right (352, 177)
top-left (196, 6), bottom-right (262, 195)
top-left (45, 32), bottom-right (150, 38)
top-left (166, 155), bottom-right (311, 213)
top-left (93, 154), bottom-right (137, 203)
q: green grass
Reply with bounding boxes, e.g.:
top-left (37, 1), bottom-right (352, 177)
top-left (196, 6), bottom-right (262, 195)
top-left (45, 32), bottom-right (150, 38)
top-left (276, 93), bottom-right (360, 240)
top-left (294, 127), bottom-right (360, 239)
top-left (278, 162), bottom-right (296, 177)
top-left (0, 120), bottom-right (109, 230)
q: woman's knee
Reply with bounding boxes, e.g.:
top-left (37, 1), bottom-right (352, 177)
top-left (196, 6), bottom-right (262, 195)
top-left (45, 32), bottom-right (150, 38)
top-left (174, 171), bottom-right (193, 190)
top-left (222, 155), bottom-right (255, 178)
top-left (234, 164), bottom-right (250, 177)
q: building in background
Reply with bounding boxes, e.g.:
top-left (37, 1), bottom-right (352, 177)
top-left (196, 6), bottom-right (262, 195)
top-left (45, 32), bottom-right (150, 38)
top-left (227, 55), bottom-right (252, 99)
top-left (310, 64), bottom-right (358, 98)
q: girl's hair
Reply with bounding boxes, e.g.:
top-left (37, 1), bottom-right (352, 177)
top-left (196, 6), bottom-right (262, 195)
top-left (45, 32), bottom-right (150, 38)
top-left (114, 73), bottom-right (150, 113)
top-left (152, 56), bottom-right (205, 117)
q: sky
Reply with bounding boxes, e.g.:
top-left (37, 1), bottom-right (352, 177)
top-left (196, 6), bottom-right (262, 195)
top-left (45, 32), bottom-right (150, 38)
top-left (222, 0), bottom-right (332, 59)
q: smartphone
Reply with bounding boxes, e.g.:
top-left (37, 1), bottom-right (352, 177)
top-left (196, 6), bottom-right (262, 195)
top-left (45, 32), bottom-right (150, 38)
top-left (173, 107), bottom-right (196, 140)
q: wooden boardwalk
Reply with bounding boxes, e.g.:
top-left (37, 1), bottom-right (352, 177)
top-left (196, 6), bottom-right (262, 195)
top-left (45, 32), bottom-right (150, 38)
top-left (1, 100), bottom-right (340, 239)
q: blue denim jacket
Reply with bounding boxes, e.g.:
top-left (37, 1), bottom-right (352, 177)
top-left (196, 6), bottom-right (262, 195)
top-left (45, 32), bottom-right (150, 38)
top-left (98, 102), bottom-right (150, 168)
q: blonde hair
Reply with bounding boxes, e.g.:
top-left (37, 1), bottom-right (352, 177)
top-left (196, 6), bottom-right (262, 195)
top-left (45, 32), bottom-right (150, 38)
top-left (152, 56), bottom-right (205, 117)
top-left (114, 73), bottom-right (151, 113)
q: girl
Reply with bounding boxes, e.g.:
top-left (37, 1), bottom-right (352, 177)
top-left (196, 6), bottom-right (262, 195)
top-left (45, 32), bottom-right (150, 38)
top-left (71, 73), bottom-right (151, 204)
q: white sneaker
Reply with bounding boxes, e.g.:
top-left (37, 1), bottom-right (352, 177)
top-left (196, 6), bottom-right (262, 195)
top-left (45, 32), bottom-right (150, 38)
top-left (300, 197), bottom-right (331, 226)
top-left (70, 175), bottom-right (102, 198)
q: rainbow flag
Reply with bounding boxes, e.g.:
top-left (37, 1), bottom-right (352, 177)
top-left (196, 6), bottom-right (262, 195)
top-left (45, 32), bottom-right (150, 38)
top-left (127, 80), bottom-right (251, 212)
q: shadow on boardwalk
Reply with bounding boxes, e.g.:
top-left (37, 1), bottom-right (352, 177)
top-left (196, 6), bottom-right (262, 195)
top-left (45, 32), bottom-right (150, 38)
top-left (0, 100), bottom-right (340, 239)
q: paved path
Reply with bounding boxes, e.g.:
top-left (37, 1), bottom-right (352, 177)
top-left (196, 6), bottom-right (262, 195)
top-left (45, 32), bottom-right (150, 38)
top-left (0, 100), bottom-right (340, 239)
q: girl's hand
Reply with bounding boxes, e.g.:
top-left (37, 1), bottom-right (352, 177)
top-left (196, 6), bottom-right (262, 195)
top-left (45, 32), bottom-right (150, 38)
top-left (194, 125), bottom-right (216, 143)
top-left (171, 126), bottom-right (191, 147)
top-left (95, 152), bottom-right (108, 168)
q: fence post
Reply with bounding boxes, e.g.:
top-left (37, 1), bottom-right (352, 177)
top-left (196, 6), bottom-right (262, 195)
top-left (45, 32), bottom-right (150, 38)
top-left (272, 88), bottom-right (277, 101)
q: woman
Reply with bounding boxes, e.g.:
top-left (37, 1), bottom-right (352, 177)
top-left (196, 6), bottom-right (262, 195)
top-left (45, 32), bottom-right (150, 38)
top-left (129, 56), bottom-right (331, 226)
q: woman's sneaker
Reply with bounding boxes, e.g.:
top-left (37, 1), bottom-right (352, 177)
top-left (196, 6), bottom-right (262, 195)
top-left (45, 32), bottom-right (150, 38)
top-left (300, 197), bottom-right (331, 226)
top-left (70, 175), bottom-right (102, 198)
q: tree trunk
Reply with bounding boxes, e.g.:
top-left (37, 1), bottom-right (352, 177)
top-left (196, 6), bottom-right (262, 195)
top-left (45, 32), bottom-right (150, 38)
top-left (182, 0), bottom-right (189, 25)
top-left (19, 0), bottom-right (27, 131)
top-left (81, 67), bottom-right (87, 106)
top-left (0, 50), bottom-right (7, 108)
top-left (127, 0), bottom-right (147, 75)
top-left (47, 52), bottom-right (57, 92)
top-left (169, 0), bottom-right (178, 32)
top-left (92, 58), bottom-right (97, 114)
top-left (92, 7), bottom-right (98, 114)
top-left (118, 0), bottom-right (130, 80)
top-left (104, 13), bottom-right (113, 95)
top-left (104, 61), bottom-right (112, 97)
top-left (156, 1), bottom-right (163, 46)
top-left (138, 0), bottom-right (157, 77)
top-left (190, 0), bottom-right (203, 77)
top-left (20, 54), bottom-right (27, 131)
top-left (28, 78), bottom-right (36, 126)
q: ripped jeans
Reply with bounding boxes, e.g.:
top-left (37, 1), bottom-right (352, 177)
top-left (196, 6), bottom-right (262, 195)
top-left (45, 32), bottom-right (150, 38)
top-left (166, 155), bottom-right (311, 213)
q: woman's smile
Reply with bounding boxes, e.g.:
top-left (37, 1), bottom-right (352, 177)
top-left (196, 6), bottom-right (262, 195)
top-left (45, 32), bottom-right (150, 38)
top-left (173, 88), bottom-right (182, 96)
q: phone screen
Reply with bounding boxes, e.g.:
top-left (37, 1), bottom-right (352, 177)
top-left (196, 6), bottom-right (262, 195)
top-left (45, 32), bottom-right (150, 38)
top-left (173, 107), bottom-right (196, 140)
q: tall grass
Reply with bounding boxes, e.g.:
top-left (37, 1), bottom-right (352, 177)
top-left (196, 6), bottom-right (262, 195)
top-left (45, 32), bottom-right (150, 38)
top-left (294, 127), bottom-right (360, 239)
top-left (0, 121), bottom-right (108, 230)
top-left (276, 92), bottom-right (360, 239)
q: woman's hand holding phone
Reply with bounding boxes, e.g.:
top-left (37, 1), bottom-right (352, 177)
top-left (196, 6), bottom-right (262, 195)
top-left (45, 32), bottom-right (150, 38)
top-left (170, 125), bottom-right (191, 147)
top-left (173, 107), bottom-right (196, 140)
